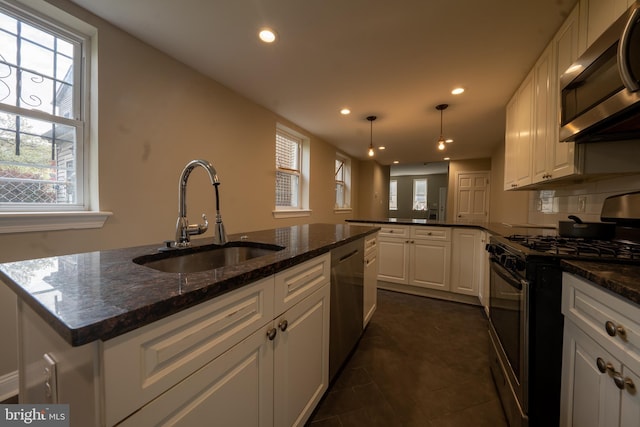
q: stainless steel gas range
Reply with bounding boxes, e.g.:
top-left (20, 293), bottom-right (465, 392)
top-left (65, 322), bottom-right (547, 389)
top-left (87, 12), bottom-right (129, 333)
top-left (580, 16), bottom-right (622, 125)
top-left (486, 191), bottom-right (640, 427)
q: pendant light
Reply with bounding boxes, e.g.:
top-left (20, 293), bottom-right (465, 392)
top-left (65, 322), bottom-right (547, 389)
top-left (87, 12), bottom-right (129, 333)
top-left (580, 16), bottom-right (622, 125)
top-left (367, 115), bottom-right (377, 157)
top-left (436, 104), bottom-right (448, 151)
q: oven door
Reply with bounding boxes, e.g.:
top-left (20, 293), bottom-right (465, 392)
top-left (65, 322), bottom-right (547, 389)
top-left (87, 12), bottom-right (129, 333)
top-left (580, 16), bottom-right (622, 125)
top-left (488, 256), bottom-right (529, 422)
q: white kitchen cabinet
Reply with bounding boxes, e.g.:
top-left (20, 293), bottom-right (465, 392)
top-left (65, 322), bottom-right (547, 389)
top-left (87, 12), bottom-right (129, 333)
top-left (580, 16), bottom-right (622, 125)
top-left (560, 272), bottom-right (640, 427)
top-left (479, 231), bottom-right (491, 315)
top-left (580, 0), bottom-right (631, 49)
top-left (504, 70), bottom-right (534, 190)
top-left (363, 232), bottom-right (378, 327)
top-left (117, 323), bottom-right (275, 427)
top-left (450, 228), bottom-right (483, 297)
top-left (273, 283), bottom-right (330, 427)
top-left (410, 227), bottom-right (451, 293)
top-left (377, 224), bottom-right (410, 284)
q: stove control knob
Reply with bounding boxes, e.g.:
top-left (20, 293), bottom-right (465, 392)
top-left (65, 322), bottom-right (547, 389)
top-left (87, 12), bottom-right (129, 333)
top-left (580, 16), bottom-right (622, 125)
top-left (504, 256), bottom-right (518, 270)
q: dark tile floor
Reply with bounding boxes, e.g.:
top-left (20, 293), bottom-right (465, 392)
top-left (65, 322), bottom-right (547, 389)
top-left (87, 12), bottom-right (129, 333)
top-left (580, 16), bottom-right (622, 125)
top-left (307, 289), bottom-right (508, 427)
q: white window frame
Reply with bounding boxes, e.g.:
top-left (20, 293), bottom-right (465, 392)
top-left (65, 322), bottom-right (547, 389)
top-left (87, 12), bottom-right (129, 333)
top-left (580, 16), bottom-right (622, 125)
top-left (0, 0), bottom-right (109, 233)
top-left (273, 123), bottom-right (310, 218)
top-left (334, 153), bottom-right (351, 213)
top-left (412, 178), bottom-right (427, 211)
top-left (389, 179), bottom-right (397, 211)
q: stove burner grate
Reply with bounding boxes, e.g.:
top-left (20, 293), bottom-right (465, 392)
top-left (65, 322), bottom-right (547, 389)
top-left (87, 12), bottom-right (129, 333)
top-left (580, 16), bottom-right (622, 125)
top-left (507, 234), bottom-right (640, 261)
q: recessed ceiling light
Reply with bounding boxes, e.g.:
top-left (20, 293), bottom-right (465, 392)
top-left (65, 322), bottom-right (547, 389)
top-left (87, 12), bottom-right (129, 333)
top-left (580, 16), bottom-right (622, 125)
top-left (445, 138), bottom-right (454, 143)
top-left (443, 157), bottom-right (450, 160)
top-left (340, 108), bottom-right (351, 115)
top-left (451, 87), bottom-right (464, 95)
top-left (378, 146), bottom-right (386, 150)
top-left (259, 28), bottom-right (277, 43)
top-left (393, 160), bottom-right (399, 164)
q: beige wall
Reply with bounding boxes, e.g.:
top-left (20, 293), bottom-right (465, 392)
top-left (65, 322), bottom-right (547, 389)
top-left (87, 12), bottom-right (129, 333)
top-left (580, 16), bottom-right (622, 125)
top-left (488, 144), bottom-right (529, 224)
top-left (356, 160), bottom-right (390, 219)
top-left (0, 0), bottom-right (366, 380)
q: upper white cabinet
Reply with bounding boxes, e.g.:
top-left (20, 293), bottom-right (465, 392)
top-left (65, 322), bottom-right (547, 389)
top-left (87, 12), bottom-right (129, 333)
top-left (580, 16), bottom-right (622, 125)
top-left (504, 70), bottom-right (534, 190)
top-left (505, 5), bottom-right (582, 190)
top-left (581, 0), bottom-right (633, 48)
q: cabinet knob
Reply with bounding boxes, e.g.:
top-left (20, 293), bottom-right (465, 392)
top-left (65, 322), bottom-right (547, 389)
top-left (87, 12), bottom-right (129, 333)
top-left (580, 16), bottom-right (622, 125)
top-left (266, 328), bottom-right (277, 341)
top-left (596, 357), bottom-right (612, 374)
top-left (605, 320), bottom-right (627, 339)
top-left (278, 319), bottom-right (288, 332)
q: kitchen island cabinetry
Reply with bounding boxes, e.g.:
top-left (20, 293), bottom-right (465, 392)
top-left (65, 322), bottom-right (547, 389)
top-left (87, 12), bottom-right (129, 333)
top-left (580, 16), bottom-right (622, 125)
top-left (19, 253), bottom-right (331, 427)
top-left (408, 226), bottom-right (451, 291)
top-left (560, 272), bottom-right (640, 427)
top-left (377, 224), bottom-right (410, 284)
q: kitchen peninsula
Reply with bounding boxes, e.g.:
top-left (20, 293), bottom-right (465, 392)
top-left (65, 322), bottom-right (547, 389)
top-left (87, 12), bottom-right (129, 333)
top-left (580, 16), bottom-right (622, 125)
top-left (0, 223), bottom-right (378, 427)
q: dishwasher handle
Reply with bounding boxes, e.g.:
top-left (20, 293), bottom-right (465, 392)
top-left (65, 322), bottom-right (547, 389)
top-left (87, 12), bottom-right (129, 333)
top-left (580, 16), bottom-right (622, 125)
top-left (338, 249), bottom-right (359, 263)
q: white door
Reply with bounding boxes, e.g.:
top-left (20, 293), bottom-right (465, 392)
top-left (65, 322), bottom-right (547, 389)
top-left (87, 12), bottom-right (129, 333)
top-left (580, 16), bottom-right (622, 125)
top-left (455, 171), bottom-right (490, 222)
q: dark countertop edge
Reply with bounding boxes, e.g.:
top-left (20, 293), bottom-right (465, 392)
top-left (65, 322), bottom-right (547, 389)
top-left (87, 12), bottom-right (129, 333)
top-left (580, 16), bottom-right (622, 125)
top-left (2, 224), bottom-right (380, 347)
top-left (345, 218), bottom-right (555, 237)
top-left (560, 260), bottom-right (640, 307)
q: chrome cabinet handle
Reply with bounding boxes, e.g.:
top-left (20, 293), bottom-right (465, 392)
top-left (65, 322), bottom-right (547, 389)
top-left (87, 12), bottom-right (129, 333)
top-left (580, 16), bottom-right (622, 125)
top-left (266, 328), bottom-right (277, 341)
top-left (605, 320), bottom-right (627, 339)
top-left (278, 319), bottom-right (288, 332)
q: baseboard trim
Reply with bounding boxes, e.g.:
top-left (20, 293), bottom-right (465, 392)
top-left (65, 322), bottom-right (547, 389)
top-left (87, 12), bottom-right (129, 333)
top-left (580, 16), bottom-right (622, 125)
top-left (0, 370), bottom-right (18, 402)
top-left (377, 281), bottom-right (481, 306)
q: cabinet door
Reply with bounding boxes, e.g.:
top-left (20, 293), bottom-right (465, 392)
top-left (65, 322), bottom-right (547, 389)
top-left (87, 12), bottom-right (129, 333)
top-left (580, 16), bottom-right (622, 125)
top-left (561, 321), bottom-right (621, 427)
top-left (583, 0), bottom-right (629, 47)
top-left (621, 365), bottom-right (640, 427)
top-left (504, 96), bottom-right (518, 190)
top-left (364, 248), bottom-right (378, 327)
top-left (532, 44), bottom-right (553, 183)
top-left (515, 72), bottom-right (534, 187)
top-left (409, 239), bottom-right (451, 291)
top-left (377, 237), bottom-right (409, 284)
top-left (450, 229), bottom-right (482, 297)
top-left (274, 284), bottom-right (330, 427)
top-left (117, 325), bottom-right (274, 427)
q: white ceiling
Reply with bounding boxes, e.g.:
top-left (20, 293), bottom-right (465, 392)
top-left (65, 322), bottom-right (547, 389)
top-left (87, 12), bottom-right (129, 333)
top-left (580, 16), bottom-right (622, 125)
top-left (69, 0), bottom-right (577, 165)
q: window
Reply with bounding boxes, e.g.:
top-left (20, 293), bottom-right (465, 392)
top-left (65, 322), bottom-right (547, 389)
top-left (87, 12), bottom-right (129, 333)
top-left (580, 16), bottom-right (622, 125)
top-left (0, 2), bottom-right (89, 212)
top-left (389, 179), bottom-right (397, 210)
top-left (274, 124), bottom-right (310, 217)
top-left (335, 154), bottom-right (351, 210)
top-left (413, 178), bottom-right (427, 211)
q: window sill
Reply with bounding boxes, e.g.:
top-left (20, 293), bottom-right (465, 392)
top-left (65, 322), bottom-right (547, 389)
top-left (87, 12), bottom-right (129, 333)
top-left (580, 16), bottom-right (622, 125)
top-left (0, 211), bottom-right (113, 234)
top-left (334, 208), bottom-right (352, 214)
top-left (272, 209), bottom-right (312, 219)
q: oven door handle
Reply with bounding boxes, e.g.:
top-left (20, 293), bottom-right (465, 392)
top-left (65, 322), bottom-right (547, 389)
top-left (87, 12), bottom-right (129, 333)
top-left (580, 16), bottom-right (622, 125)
top-left (490, 258), bottom-right (525, 290)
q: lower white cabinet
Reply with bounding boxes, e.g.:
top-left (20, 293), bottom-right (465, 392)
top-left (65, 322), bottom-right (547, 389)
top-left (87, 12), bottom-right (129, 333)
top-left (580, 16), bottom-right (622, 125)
top-left (363, 232), bottom-right (378, 327)
top-left (409, 237), bottom-right (451, 291)
top-left (450, 228), bottom-right (484, 296)
top-left (561, 273), bottom-right (640, 427)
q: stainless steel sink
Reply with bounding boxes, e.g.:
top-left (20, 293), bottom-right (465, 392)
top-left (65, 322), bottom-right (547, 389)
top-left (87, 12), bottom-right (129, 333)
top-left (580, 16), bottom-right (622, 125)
top-left (133, 241), bottom-right (285, 273)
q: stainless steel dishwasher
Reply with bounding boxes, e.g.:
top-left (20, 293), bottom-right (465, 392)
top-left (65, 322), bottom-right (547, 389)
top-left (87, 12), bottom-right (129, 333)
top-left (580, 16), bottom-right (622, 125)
top-left (329, 238), bottom-right (364, 382)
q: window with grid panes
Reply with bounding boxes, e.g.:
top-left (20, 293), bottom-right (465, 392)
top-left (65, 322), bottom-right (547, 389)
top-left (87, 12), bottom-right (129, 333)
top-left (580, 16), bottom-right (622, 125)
top-left (389, 179), bottom-right (397, 210)
top-left (335, 154), bottom-right (350, 209)
top-left (413, 178), bottom-right (427, 211)
top-left (0, 3), bottom-right (88, 211)
top-left (275, 129), bottom-right (301, 208)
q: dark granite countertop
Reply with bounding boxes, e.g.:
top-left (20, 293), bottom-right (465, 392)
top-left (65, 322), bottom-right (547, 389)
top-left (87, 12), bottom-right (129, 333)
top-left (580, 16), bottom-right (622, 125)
top-left (346, 218), bottom-right (557, 237)
top-left (0, 223), bottom-right (379, 347)
top-left (561, 260), bottom-right (640, 307)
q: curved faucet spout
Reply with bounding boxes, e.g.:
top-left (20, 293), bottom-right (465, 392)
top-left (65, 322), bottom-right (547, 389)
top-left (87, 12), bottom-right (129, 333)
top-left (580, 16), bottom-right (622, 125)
top-left (173, 159), bottom-right (227, 248)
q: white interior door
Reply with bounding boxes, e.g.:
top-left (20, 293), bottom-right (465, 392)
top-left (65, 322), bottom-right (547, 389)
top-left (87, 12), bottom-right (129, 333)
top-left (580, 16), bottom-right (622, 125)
top-left (455, 171), bottom-right (490, 222)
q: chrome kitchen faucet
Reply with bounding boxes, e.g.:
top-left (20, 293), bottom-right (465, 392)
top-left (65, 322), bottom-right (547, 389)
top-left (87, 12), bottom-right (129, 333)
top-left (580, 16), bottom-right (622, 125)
top-left (172, 159), bottom-right (227, 248)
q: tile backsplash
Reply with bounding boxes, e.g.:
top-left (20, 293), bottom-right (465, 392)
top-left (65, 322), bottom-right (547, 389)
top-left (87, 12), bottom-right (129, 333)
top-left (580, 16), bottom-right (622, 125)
top-left (528, 174), bottom-right (640, 226)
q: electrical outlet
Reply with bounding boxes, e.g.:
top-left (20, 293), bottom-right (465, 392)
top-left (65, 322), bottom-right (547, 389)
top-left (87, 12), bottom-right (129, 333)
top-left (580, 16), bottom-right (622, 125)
top-left (43, 353), bottom-right (58, 403)
top-left (578, 196), bottom-right (587, 213)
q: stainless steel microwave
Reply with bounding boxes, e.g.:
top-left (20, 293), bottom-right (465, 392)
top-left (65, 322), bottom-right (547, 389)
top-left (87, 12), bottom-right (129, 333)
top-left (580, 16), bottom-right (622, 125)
top-left (559, 1), bottom-right (640, 142)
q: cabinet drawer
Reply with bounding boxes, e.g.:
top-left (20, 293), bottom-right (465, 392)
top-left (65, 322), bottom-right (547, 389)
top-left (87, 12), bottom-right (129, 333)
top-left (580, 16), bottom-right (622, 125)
top-left (378, 224), bottom-right (410, 238)
top-left (274, 253), bottom-right (330, 315)
top-left (562, 273), bottom-right (640, 371)
top-left (103, 276), bottom-right (275, 426)
top-left (364, 233), bottom-right (378, 256)
top-left (411, 226), bottom-right (451, 241)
